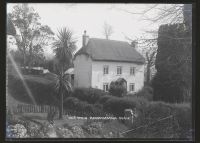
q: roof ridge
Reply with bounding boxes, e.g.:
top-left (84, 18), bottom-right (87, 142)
top-left (89, 38), bottom-right (130, 44)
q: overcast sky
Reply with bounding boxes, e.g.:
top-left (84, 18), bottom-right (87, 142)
top-left (7, 3), bottom-right (181, 59)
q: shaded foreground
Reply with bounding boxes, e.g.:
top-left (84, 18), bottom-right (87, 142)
top-left (6, 70), bottom-right (193, 139)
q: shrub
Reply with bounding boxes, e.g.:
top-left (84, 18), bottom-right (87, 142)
top-left (72, 88), bottom-right (107, 104)
top-left (126, 85), bottom-right (153, 101)
top-left (97, 95), bottom-right (114, 104)
top-left (109, 80), bottom-right (127, 97)
top-left (98, 94), bottom-right (150, 117)
top-left (64, 97), bottom-right (80, 109)
top-left (7, 73), bottom-right (58, 106)
top-left (136, 85), bottom-right (153, 101)
top-left (125, 101), bottom-right (192, 139)
top-left (103, 96), bottom-right (143, 117)
top-left (64, 97), bottom-right (107, 117)
top-left (172, 103), bottom-right (192, 138)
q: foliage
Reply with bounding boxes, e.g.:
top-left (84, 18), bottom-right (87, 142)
top-left (44, 58), bottom-right (57, 73)
top-left (72, 88), bottom-right (107, 104)
top-left (152, 23), bottom-right (192, 103)
top-left (83, 122), bottom-right (103, 135)
top-left (103, 95), bottom-right (148, 117)
top-left (97, 95), bottom-right (114, 104)
top-left (7, 17), bottom-right (16, 36)
top-left (53, 73), bottom-right (73, 98)
top-left (109, 79), bottom-right (127, 97)
top-left (7, 123), bottom-right (29, 138)
top-left (7, 50), bottom-right (23, 66)
top-left (52, 28), bottom-right (76, 73)
top-left (7, 72), bottom-right (59, 106)
top-left (52, 27), bottom-right (76, 119)
top-left (127, 85), bottom-right (153, 101)
top-left (8, 4), bottom-right (54, 67)
top-left (53, 71), bottom-right (72, 119)
top-left (125, 101), bottom-right (193, 139)
top-left (64, 97), bottom-right (107, 117)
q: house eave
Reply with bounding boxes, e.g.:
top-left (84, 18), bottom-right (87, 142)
top-left (92, 59), bottom-right (145, 64)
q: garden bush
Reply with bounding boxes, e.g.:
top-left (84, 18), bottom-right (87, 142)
top-left (64, 97), bottom-right (107, 117)
top-left (103, 96), bottom-right (148, 117)
top-left (7, 73), bottom-right (58, 106)
top-left (125, 101), bottom-right (192, 139)
top-left (109, 80), bottom-right (127, 97)
top-left (126, 85), bottom-right (153, 101)
top-left (171, 103), bottom-right (192, 138)
top-left (97, 95), bottom-right (115, 104)
top-left (135, 85), bottom-right (153, 101)
top-left (72, 88), bottom-right (107, 104)
top-left (64, 97), bottom-right (80, 109)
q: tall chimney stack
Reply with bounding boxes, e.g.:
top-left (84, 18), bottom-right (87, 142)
top-left (82, 30), bottom-right (89, 47)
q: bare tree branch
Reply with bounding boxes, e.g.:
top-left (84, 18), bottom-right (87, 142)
top-left (102, 22), bottom-right (114, 40)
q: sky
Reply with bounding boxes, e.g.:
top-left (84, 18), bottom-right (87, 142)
top-left (7, 3), bottom-right (180, 59)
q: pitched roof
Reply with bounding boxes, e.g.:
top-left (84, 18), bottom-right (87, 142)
top-left (75, 38), bottom-right (145, 64)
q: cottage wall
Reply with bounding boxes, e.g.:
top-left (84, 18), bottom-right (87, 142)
top-left (74, 55), bottom-right (92, 88)
top-left (91, 61), bottom-right (145, 93)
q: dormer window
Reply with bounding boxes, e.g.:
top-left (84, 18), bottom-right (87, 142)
top-left (117, 66), bottom-right (122, 75)
top-left (103, 65), bottom-right (109, 75)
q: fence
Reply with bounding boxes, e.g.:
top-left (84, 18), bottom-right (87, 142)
top-left (10, 104), bottom-right (58, 113)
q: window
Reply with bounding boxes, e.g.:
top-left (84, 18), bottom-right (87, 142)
top-left (103, 65), bottom-right (109, 74)
top-left (117, 66), bottom-right (122, 75)
top-left (130, 67), bottom-right (135, 75)
top-left (103, 83), bottom-right (109, 92)
top-left (129, 83), bottom-right (135, 92)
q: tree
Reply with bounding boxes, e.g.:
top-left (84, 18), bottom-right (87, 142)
top-left (122, 4), bottom-right (192, 85)
top-left (102, 22), bottom-right (114, 40)
top-left (115, 4), bottom-right (184, 24)
top-left (152, 23), bottom-right (191, 103)
top-left (8, 4), bottom-right (54, 67)
top-left (52, 28), bottom-right (76, 119)
top-left (125, 34), bottom-right (157, 84)
top-left (109, 78), bottom-right (127, 97)
top-left (7, 17), bottom-right (16, 36)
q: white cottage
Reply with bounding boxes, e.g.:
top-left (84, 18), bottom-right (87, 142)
top-left (73, 31), bottom-right (145, 93)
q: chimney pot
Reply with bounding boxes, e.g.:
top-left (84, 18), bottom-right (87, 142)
top-left (82, 30), bottom-right (89, 47)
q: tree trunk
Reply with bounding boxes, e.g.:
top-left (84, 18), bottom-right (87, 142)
top-left (23, 52), bottom-right (26, 68)
top-left (146, 63), bottom-right (151, 83)
top-left (59, 92), bottom-right (63, 119)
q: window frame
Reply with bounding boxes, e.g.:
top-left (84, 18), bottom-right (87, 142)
top-left (117, 66), bottom-right (122, 75)
top-left (129, 83), bottom-right (135, 92)
top-left (103, 83), bottom-right (109, 92)
top-left (130, 67), bottom-right (135, 75)
top-left (103, 65), bottom-right (109, 75)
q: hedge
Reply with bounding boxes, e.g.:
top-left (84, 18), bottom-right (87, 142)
top-left (72, 88), bottom-right (107, 104)
top-left (124, 101), bottom-right (192, 139)
top-left (102, 96), bottom-right (148, 117)
top-left (126, 85), bottom-right (153, 101)
top-left (64, 97), bottom-right (107, 117)
top-left (7, 73), bottom-right (59, 106)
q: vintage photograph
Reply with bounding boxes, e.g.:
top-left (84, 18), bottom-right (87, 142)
top-left (6, 3), bottom-right (193, 139)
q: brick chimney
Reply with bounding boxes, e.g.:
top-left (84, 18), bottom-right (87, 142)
top-left (131, 40), bottom-right (138, 49)
top-left (82, 30), bottom-right (89, 47)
